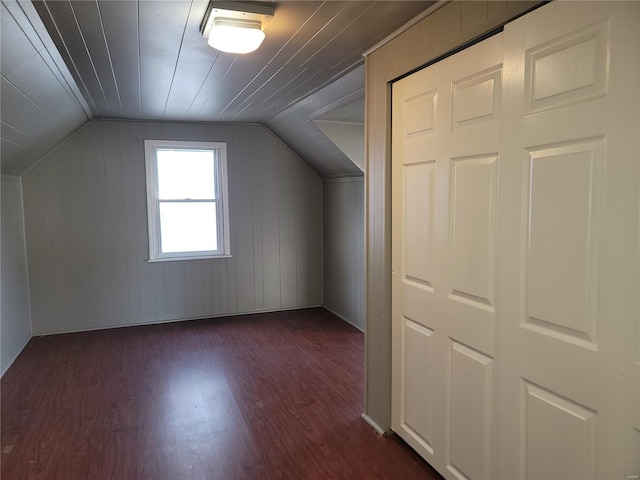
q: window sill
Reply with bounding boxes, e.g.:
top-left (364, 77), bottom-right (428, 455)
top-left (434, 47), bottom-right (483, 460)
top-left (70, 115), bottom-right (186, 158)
top-left (148, 254), bottom-right (232, 263)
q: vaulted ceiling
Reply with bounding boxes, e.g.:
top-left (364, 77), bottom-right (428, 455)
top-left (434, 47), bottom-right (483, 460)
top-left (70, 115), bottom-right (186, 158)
top-left (1, 0), bottom-right (435, 177)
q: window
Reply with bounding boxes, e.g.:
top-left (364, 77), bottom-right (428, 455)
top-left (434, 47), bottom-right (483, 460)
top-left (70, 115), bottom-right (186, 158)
top-left (144, 140), bottom-right (230, 261)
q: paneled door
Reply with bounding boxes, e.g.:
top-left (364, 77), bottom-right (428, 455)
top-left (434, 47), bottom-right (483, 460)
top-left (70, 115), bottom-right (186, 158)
top-left (391, 33), bottom-right (503, 480)
top-left (495, 2), bottom-right (639, 479)
top-left (392, 2), bottom-right (639, 479)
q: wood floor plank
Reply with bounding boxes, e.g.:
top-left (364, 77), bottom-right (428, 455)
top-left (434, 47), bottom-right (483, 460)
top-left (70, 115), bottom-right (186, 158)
top-left (1, 308), bottom-right (441, 479)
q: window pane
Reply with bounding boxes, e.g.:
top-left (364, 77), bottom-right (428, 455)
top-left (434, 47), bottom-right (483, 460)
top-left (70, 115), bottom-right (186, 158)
top-left (159, 202), bottom-right (218, 253)
top-left (157, 149), bottom-right (216, 200)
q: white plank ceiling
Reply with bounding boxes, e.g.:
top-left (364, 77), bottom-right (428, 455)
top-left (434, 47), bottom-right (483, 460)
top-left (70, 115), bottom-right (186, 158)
top-left (1, 0), bottom-right (90, 175)
top-left (2, 1), bottom-right (434, 176)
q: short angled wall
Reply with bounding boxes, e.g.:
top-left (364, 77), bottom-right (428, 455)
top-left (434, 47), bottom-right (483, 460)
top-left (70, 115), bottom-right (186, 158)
top-left (1, 176), bottom-right (32, 375)
top-left (323, 177), bottom-right (365, 331)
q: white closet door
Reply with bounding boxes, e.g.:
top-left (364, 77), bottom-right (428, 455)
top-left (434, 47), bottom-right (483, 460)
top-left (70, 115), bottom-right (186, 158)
top-left (392, 2), bottom-right (639, 479)
top-left (495, 2), bottom-right (639, 479)
top-left (391, 33), bottom-right (503, 480)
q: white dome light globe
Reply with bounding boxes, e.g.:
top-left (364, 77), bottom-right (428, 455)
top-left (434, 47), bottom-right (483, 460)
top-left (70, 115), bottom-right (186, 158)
top-left (208, 18), bottom-right (265, 54)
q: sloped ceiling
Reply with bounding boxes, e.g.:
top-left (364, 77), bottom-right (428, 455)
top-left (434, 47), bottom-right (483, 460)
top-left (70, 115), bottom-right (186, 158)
top-left (1, 1), bottom-right (435, 176)
top-left (269, 64), bottom-right (365, 177)
top-left (1, 0), bottom-right (90, 175)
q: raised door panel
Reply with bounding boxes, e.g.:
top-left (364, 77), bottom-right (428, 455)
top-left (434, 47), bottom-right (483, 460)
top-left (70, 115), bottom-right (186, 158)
top-left (447, 341), bottom-right (493, 480)
top-left (404, 162), bottom-right (436, 290)
top-left (452, 67), bottom-right (502, 131)
top-left (522, 381), bottom-right (596, 480)
top-left (449, 155), bottom-right (497, 310)
top-left (401, 317), bottom-right (436, 456)
top-left (402, 89), bottom-right (439, 165)
top-left (524, 140), bottom-right (603, 348)
top-left (525, 21), bottom-right (609, 114)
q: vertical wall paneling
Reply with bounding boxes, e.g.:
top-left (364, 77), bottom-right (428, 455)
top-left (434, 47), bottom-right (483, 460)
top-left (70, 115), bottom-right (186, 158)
top-left (22, 164), bottom-right (54, 334)
top-left (296, 166), bottom-right (323, 307)
top-left (118, 121), bottom-right (141, 325)
top-left (185, 259), bottom-right (204, 319)
top-left (259, 128), bottom-right (282, 310)
top-left (1, 176), bottom-right (32, 375)
top-left (278, 143), bottom-right (298, 309)
top-left (163, 252), bottom-right (186, 320)
top-left (232, 126), bottom-right (256, 313)
top-left (323, 177), bottom-right (365, 331)
top-left (58, 136), bottom-right (93, 332)
top-left (250, 127), bottom-right (265, 310)
top-left (101, 121), bottom-right (130, 325)
top-left (79, 122), bottom-right (114, 329)
top-left (355, 178), bottom-right (364, 329)
top-left (21, 120), bottom-right (322, 335)
top-left (130, 121), bottom-right (156, 324)
top-left (218, 125), bottom-right (233, 314)
top-left (43, 154), bottom-right (68, 331)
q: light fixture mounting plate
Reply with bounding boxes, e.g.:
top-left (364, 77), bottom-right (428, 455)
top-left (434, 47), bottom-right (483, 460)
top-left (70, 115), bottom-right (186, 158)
top-left (200, 1), bottom-right (275, 38)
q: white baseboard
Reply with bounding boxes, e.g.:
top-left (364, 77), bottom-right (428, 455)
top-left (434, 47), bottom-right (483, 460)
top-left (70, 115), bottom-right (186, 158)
top-left (361, 413), bottom-right (393, 436)
top-left (31, 305), bottom-right (325, 336)
top-left (322, 306), bottom-right (364, 332)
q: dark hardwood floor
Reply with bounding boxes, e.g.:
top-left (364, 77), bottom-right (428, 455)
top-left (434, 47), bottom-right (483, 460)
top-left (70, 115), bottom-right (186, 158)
top-left (1, 308), bottom-right (442, 480)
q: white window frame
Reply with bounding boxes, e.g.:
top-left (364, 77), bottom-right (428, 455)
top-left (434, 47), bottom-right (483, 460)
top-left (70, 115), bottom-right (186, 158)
top-left (144, 139), bottom-right (231, 261)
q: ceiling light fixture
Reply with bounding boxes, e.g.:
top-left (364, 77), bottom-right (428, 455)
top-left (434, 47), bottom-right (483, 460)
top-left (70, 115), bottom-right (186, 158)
top-left (200, 1), bottom-right (275, 54)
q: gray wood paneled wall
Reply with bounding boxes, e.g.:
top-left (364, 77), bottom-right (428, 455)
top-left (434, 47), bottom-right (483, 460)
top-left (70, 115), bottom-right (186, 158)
top-left (1, 176), bottom-right (31, 374)
top-left (323, 177), bottom-right (364, 331)
top-left (363, 0), bottom-right (543, 433)
top-left (21, 120), bottom-right (322, 335)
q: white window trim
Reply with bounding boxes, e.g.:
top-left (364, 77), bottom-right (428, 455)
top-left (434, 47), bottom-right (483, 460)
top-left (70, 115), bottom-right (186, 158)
top-left (144, 139), bottom-right (231, 261)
